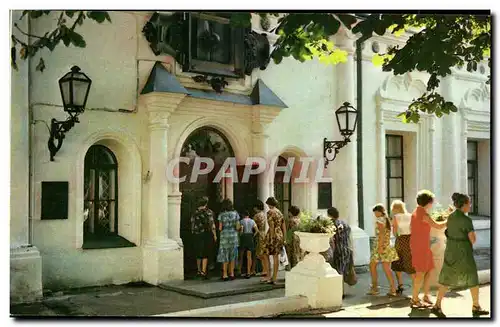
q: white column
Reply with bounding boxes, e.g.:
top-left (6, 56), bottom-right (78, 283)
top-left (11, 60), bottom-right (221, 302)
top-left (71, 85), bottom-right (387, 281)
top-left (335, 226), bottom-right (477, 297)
top-left (460, 117), bottom-right (469, 194)
top-left (377, 120), bottom-right (386, 206)
top-left (252, 122), bottom-right (272, 205)
top-left (420, 116), bottom-right (436, 189)
top-left (145, 110), bottom-right (179, 247)
top-left (142, 93), bottom-right (185, 284)
top-left (428, 117), bottom-right (438, 191)
top-left (333, 42), bottom-right (357, 227)
top-left (440, 77), bottom-right (460, 205)
top-left (168, 192), bottom-right (182, 245)
top-left (334, 36), bottom-right (370, 267)
top-left (10, 10), bottom-right (42, 304)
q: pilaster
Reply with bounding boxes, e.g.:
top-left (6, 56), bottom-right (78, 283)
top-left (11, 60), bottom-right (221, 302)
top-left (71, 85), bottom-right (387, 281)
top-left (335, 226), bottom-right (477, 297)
top-left (440, 77), bottom-right (460, 204)
top-left (141, 92), bottom-right (186, 284)
top-left (335, 37), bottom-right (370, 267)
top-left (251, 107), bottom-right (279, 203)
top-left (10, 10), bottom-right (43, 304)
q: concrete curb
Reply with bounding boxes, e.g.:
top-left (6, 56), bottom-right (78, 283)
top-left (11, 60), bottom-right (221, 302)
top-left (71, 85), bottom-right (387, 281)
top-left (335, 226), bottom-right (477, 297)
top-left (154, 295), bottom-right (309, 317)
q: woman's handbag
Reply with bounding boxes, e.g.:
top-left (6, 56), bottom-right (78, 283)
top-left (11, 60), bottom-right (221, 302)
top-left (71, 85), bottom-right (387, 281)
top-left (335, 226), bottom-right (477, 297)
top-left (343, 254), bottom-right (358, 286)
top-left (279, 246), bottom-right (289, 267)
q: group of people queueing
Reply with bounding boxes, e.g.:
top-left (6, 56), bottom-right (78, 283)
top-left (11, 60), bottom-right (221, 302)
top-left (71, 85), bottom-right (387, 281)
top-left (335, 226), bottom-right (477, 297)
top-left (190, 195), bottom-right (356, 289)
top-left (190, 196), bottom-right (288, 284)
top-left (367, 190), bottom-right (489, 318)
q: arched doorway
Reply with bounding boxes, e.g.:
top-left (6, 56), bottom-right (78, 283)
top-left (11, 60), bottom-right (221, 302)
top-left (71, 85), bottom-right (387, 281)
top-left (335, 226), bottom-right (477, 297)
top-left (179, 127), bottom-right (235, 279)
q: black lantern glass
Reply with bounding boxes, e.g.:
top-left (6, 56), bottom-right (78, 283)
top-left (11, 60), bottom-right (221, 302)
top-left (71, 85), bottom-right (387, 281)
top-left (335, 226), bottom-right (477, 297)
top-left (58, 66), bottom-right (92, 118)
top-left (335, 102), bottom-right (358, 137)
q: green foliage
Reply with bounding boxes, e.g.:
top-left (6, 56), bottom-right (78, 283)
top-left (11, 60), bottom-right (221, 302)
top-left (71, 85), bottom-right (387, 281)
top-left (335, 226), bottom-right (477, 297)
top-left (13, 11), bottom-right (490, 123)
top-left (229, 12), bottom-right (252, 28)
top-left (430, 204), bottom-right (454, 222)
top-left (251, 13), bottom-right (490, 123)
top-left (296, 212), bottom-right (336, 234)
top-left (11, 10), bottom-right (112, 72)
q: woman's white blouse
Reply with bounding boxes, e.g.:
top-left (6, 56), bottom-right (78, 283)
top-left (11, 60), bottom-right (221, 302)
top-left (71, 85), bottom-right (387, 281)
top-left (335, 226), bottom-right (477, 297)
top-left (394, 213), bottom-right (411, 235)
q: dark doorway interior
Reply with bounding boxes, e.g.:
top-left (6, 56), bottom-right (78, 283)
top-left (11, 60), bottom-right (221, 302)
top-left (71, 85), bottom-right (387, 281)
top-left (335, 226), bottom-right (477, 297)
top-left (274, 156), bottom-right (292, 219)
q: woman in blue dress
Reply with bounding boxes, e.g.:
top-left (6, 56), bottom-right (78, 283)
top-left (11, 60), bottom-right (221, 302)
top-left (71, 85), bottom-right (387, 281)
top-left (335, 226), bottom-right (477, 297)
top-left (217, 199), bottom-right (241, 281)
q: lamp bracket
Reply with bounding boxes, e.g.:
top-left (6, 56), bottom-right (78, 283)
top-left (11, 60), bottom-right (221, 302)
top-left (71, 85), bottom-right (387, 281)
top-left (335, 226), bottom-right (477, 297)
top-left (47, 116), bottom-right (79, 161)
top-left (323, 136), bottom-right (351, 168)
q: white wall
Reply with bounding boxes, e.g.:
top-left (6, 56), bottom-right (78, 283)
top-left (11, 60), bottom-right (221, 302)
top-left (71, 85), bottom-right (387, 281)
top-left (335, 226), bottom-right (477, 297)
top-left (11, 10), bottom-right (30, 248)
top-left (28, 11), bottom-right (149, 289)
top-left (12, 11), bottom-right (492, 292)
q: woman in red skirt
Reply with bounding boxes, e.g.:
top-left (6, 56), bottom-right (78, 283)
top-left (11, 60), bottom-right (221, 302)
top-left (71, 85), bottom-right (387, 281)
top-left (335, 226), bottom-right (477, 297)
top-left (410, 190), bottom-right (447, 309)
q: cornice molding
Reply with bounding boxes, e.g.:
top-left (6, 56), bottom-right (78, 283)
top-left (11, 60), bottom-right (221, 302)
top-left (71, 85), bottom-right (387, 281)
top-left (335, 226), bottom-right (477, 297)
top-left (376, 73), bottom-right (426, 104)
top-left (141, 92), bottom-right (186, 114)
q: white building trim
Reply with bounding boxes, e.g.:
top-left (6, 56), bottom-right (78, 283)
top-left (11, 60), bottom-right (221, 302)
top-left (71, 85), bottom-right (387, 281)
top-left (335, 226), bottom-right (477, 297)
top-left (70, 128), bottom-right (143, 248)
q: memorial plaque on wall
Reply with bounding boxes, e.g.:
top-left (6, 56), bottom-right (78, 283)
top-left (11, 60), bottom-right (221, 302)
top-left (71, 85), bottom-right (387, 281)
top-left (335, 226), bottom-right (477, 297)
top-left (41, 181), bottom-right (69, 220)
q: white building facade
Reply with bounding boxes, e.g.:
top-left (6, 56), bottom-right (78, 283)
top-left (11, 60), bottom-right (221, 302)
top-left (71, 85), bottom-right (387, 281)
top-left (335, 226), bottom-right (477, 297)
top-left (10, 11), bottom-right (491, 303)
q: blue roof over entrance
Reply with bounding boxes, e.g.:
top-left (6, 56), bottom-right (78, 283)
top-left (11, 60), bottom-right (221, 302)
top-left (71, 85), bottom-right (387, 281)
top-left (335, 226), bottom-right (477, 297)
top-left (141, 61), bottom-right (287, 109)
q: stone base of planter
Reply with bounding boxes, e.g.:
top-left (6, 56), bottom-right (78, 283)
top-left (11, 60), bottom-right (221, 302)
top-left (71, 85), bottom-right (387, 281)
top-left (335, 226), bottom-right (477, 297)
top-left (285, 252), bottom-right (343, 309)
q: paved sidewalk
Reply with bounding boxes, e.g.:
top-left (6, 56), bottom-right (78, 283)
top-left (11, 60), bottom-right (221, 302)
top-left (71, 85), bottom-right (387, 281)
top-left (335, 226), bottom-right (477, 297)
top-left (11, 251), bottom-right (491, 317)
top-left (276, 284), bottom-right (491, 318)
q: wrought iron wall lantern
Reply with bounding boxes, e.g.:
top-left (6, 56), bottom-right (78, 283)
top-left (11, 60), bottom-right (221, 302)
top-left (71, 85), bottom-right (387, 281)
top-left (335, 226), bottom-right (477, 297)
top-left (323, 102), bottom-right (359, 168)
top-left (48, 66), bottom-right (92, 161)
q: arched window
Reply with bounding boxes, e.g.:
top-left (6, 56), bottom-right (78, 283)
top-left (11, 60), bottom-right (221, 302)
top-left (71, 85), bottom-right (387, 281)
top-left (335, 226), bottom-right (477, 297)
top-left (84, 145), bottom-right (118, 240)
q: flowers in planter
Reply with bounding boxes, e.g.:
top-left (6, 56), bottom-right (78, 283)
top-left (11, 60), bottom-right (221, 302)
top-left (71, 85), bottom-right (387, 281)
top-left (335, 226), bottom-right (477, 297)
top-left (430, 203), bottom-right (454, 222)
top-left (297, 212), bottom-right (336, 234)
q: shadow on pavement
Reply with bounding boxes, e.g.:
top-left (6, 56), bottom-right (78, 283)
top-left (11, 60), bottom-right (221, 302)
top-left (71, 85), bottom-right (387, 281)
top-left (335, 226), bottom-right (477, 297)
top-left (366, 297), bottom-right (411, 310)
top-left (408, 307), bottom-right (431, 318)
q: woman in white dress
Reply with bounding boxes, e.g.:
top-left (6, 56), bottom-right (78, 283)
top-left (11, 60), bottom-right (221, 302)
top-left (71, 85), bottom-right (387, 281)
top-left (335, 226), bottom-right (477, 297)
top-left (390, 200), bottom-right (415, 295)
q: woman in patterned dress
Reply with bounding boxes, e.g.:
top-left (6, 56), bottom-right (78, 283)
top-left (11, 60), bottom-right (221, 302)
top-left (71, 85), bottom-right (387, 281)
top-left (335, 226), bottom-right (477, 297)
top-left (390, 200), bottom-right (415, 295)
top-left (217, 199), bottom-right (240, 281)
top-left (264, 197), bottom-right (286, 285)
top-left (253, 200), bottom-right (270, 282)
top-left (367, 204), bottom-right (399, 296)
top-left (431, 193), bottom-right (489, 318)
top-left (325, 207), bottom-right (356, 289)
top-left (285, 206), bottom-right (304, 269)
top-left (409, 190), bottom-right (447, 308)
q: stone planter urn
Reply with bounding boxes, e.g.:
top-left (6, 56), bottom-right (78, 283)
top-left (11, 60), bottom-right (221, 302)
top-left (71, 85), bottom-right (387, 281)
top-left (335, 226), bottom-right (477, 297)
top-left (285, 231), bottom-right (343, 309)
top-left (429, 226), bottom-right (447, 288)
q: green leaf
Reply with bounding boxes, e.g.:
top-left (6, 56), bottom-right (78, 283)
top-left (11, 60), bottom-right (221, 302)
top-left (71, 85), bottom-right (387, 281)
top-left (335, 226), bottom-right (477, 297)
top-left (372, 54), bottom-right (385, 66)
top-left (69, 30), bottom-right (86, 47)
top-left (396, 112), bottom-right (408, 123)
top-left (87, 11), bottom-right (111, 23)
top-left (35, 57), bottom-right (46, 72)
top-left (229, 12), bottom-right (252, 28)
top-left (65, 11), bottom-right (77, 18)
top-left (29, 11), bottom-right (45, 19)
top-left (11, 46), bottom-right (17, 70)
top-left (271, 51), bottom-right (284, 64)
top-left (20, 10), bottom-right (30, 20)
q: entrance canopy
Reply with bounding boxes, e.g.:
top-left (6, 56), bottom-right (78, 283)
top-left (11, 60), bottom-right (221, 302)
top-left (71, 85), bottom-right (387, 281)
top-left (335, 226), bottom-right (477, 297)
top-left (141, 62), bottom-right (288, 108)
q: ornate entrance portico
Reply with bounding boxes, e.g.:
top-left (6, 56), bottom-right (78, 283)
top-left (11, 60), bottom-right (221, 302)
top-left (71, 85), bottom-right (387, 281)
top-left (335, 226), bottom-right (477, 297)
top-left (179, 127), bottom-right (236, 278)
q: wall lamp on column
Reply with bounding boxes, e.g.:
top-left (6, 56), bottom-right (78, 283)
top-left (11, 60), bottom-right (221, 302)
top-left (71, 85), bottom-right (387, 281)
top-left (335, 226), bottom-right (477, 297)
top-left (323, 102), bottom-right (358, 168)
top-left (48, 66), bottom-right (92, 161)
